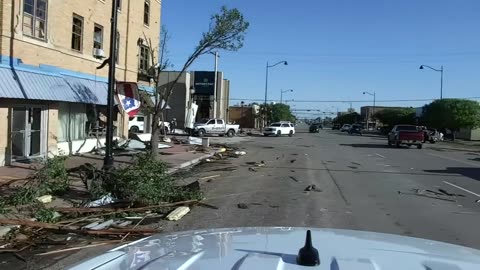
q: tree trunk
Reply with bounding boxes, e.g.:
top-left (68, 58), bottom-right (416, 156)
top-left (150, 111), bottom-right (160, 158)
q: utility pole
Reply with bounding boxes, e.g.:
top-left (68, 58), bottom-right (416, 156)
top-left (103, 0), bottom-right (119, 169)
top-left (212, 52), bottom-right (219, 118)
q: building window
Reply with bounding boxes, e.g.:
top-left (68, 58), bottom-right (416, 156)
top-left (93, 24), bottom-right (103, 49)
top-left (71, 14), bottom-right (83, 51)
top-left (138, 45), bottom-right (150, 73)
top-left (115, 32), bottom-right (120, 64)
top-left (58, 103), bottom-right (87, 142)
top-left (144, 0), bottom-right (150, 26)
top-left (23, 0), bottom-right (48, 40)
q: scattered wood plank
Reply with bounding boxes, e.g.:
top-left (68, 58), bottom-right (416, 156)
top-left (199, 175), bottom-right (221, 180)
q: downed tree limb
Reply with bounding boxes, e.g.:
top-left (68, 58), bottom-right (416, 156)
top-left (0, 219), bottom-right (79, 230)
top-left (54, 199), bottom-right (200, 214)
top-left (0, 219), bottom-right (161, 236)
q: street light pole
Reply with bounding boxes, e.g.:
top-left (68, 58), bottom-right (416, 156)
top-left (419, 65), bottom-right (444, 100)
top-left (280, 89), bottom-right (293, 104)
top-left (264, 60), bottom-right (288, 126)
top-left (363, 91), bottom-right (376, 130)
top-left (103, 0), bottom-right (119, 169)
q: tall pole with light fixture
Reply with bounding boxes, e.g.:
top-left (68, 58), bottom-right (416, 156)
top-left (211, 52), bottom-right (219, 117)
top-left (280, 89), bottom-right (293, 104)
top-left (363, 91), bottom-right (376, 130)
top-left (264, 61), bottom-right (288, 126)
top-left (419, 65), bottom-right (443, 100)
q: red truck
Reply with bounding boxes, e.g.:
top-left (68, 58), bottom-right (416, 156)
top-left (387, 125), bottom-right (424, 149)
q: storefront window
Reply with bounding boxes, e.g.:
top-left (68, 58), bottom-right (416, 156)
top-left (58, 103), bottom-right (87, 142)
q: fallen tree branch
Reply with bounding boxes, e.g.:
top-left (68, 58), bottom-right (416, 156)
top-left (54, 200), bottom-right (200, 214)
top-left (0, 219), bottom-right (161, 236)
top-left (35, 241), bottom-right (126, 256)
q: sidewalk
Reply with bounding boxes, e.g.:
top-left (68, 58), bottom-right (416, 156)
top-left (0, 143), bottom-right (214, 184)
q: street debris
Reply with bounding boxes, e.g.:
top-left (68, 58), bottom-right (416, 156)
top-left (166, 206), bottom-right (191, 221)
top-left (304, 185), bottom-right (322, 192)
top-left (351, 162), bottom-right (361, 166)
top-left (438, 188), bottom-right (465, 197)
top-left (475, 199), bottom-right (480, 203)
top-left (398, 189), bottom-right (457, 202)
top-left (237, 203), bottom-right (249, 209)
top-left (84, 194), bottom-right (116, 207)
top-left (199, 175), bottom-right (221, 181)
top-left (248, 167), bottom-right (257, 172)
top-left (290, 159), bottom-right (296, 163)
top-left (289, 176), bottom-right (299, 182)
top-left (36, 195), bottom-right (53, 204)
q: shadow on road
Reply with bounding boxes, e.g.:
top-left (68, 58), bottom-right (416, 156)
top-left (340, 143), bottom-right (391, 149)
top-left (424, 167), bottom-right (480, 182)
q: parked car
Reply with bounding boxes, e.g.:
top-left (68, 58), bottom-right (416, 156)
top-left (264, 122), bottom-right (295, 137)
top-left (340, 124), bottom-right (351, 132)
top-left (388, 125), bottom-right (424, 149)
top-left (348, 124), bottom-right (363, 135)
top-left (193, 118), bottom-right (239, 137)
top-left (332, 123), bottom-right (341, 130)
top-left (128, 115), bottom-right (170, 133)
top-left (309, 124), bottom-right (320, 133)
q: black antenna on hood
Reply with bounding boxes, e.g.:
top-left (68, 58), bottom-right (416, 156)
top-left (297, 230), bottom-right (320, 266)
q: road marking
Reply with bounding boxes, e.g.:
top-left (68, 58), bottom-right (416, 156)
top-left (427, 152), bottom-right (480, 167)
top-left (375, 153), bottom-right (386, 158)
top-left (443, 181), bottom-right (480, 198)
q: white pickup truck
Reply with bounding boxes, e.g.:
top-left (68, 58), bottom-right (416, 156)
top-left (193, 118), bottom-right (240, 137)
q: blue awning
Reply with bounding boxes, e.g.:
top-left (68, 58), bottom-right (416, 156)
top-left (63, 76), bottom-right (108, 105)
top-left (0, 66), bottom-right (108, 105)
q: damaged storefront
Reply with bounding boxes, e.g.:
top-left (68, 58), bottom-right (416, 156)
top-left (0, 63), bottom-right (130, 166)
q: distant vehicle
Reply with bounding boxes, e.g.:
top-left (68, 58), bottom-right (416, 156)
top-left (348, 124), bottom-right (363, 135)
top-left (309, 124), bottom-right (320, 133)
top-left (340, 124), bottom-right (351, 132)
top-left (129, 115), bottom-right (170, 133)
top-left (332, 123), bottom-right (341, 130)
top-left (423, 128), bottom-right (442, 143)
top-left (388, 125), bottom-right (424, 149)
top-left (193, 118), bottom-right (239, 137)
top-left (264, 122), bottom-right (295, 137)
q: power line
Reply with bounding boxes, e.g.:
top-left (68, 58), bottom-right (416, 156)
top-left (230, 97), bottom-right (480, 103)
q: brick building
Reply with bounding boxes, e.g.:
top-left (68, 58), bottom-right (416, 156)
top-left (0, 0), bottom-right (161, 165)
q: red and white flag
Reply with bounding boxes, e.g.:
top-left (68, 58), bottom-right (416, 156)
top-left (115, 82), bottom-right (141, 117)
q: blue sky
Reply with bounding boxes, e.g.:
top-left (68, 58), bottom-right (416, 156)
top-left (161, 0), bottom-right (480, 116)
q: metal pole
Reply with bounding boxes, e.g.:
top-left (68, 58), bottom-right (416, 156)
top-left (440, 66), bottom-right (443, 100)
top-left (264, 62), bottom-right (269, 127)
top-left (372, 92), bottom-right (376, 130)
top-left (103, 0), bottom-right (119, 169)
top-left (280, 89), bottom-right (283, 104)
top-left (213, 52), bottom-right (218, 117)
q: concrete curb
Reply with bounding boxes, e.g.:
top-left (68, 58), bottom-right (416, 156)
top-left (167, 152), bottom-right (215, 175)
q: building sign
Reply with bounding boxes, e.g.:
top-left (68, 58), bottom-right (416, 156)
top-left (193, 71), bottom-right (215, 95)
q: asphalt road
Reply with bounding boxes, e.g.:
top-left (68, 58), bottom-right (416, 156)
top-left (170, 125), bottom-right (480, 250)
top-left (33, 126), bottom-right (480, 269)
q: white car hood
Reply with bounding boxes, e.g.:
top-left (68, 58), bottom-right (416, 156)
top-left (69, 227), bottom-right (480, 270)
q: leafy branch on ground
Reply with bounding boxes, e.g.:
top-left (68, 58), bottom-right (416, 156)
top-left (8, 156), bottom-right (69, 206)
top-left (88, 152), bottom-right (203, 205)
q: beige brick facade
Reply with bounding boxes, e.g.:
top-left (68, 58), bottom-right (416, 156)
top-left (0, 0), bottom-right (161, 165)
top-left (0, 0), bottom-right (161, 81)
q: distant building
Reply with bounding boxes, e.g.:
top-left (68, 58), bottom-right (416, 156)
top-left (360, 106), bottom-right (411, 129)
top-left (229, 104), bottom-right (261, 129)
top-left (157, 71), bottom-right (230, 128)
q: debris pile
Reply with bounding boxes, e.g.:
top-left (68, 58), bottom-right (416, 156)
top-left (0, 153), bottom-right (216, 257)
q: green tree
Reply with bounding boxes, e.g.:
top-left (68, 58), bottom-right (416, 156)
top-left (422, 99), bottom-right (480, 140)
top-left (374, 108), bottom-right (416, 129)
top-left (147, 6), bottom-right (249, 157)
top-left (260, 103), bottom-right (295, 124)
top-left (334, 112), bottom-right (361, 125)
